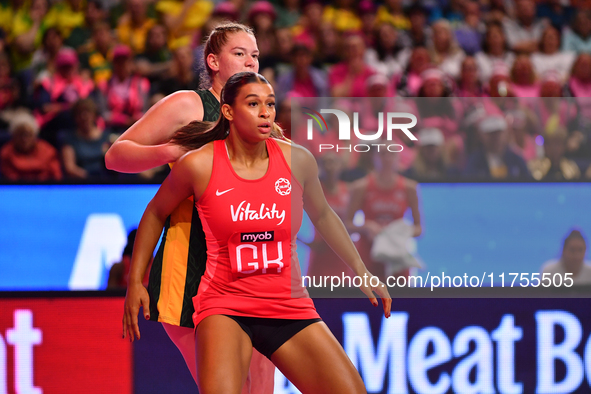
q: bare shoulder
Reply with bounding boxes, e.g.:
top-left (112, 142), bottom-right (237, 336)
top-left (173, 142), bottom-right (214, 183)
top-left (117, 90), bottom-right (205, 145)
top-left (156, 90), bottom-right (204, 121)
top-left (176, 142), bottom-right (214, 172)
top-left (275, 139), bottom-right (318, 187)
top-left (275, 139), bottom-right (315, 165)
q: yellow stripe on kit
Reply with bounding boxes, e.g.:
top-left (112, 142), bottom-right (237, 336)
top-left (157, 197), bottom-right (193, 325)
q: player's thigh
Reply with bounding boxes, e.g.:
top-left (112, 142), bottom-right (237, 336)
top-left (162, 323), bottom-right (198, 382)
top-left (196, 315), bottom-right (253, 394)
top-left (271, 321), bottom-right (366, 394)
top-left (247, 349), bottom-right (275, 394)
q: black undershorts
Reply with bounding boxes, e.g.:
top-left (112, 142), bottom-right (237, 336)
top-left (224, 315), bottom-right (323, 359)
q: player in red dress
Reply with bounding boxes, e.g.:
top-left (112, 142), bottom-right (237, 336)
top-left (123, 72), bottom-right (391, 393)
top-left (347, 146), bottom-right (422, 280)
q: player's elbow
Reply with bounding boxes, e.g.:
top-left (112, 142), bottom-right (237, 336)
top-left (105, 142), bottom-right (124, 171)
top-left (104, 147), bottom-right (115, 170)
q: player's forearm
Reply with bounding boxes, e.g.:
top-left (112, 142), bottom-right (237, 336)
top-left (105, 140), bottom-right (180, 173)
top-left (128, 208), bottom-right (166, 284)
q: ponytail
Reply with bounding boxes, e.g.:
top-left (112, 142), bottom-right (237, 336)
top-left (171, 116), bottom-right (287, 152)
top-left (171, 72), bottom-right (288, 151)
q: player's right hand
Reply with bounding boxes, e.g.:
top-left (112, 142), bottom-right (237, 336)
top-left (123, 282), bottom-right (150, 342)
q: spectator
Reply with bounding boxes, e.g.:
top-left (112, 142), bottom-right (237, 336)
top-left (455, 56), bottom-right (485, 97)
top-left (364, 22), bottom-right (409, 79)
top-left (532, 72), bottom-right (578, 130)
top-left (510, 54), bottom-right (539, 97)
top-left (33, 47), bottom-right (95, 146)
top-left (432, 0), bottom-right (467, 26)
top-left (375, 0), bottom-right (410, 31)
top-left (405, 127), bottom-right (459, 180)
top-left (97, 44), bottom-right (150, 134)
top-left (464, 115), bottom-right (530, 179)
top-left (567, 53), bottom-right (591, 128)
top-left (248, 1), bottom-right (279, 72)
top-left (63, 0), bottom-right (106, 51)
top-left (358, 0), bottom-right (377, 48)
top-left (454, 0), bottom-right (486, 55)
top-left (528, 126), bottom-right (581, 180)
top-left (506, 109), bottom-right (538, 162)
top-left (315, 22), bottom-right (341, 67)
top-left (536, 0), bottom-right (575, 29)
top-left (9, 0), bottom-right (49, 73)
top-left (429, 19), bottom-right (466, 80)
top-left (44, 0), bottom-right (86, 42)
top-left (208, 1), bottom-right (239, 23)
top-left (275, 0), bottom-right (301, 29)
top-left (475, 22), bottom-right (515, 83)
top-left (134, 24), bottom-right (172, 87)
top-left (562, 10), bottom-right (591, 53)
top-left (397, 46), bottom-right (431, 96)
top-left (360, 74), bottom-right (417, 171)
top-left (417, 68), bottom-right (459, 137)
top-left (30, 27), bottom-right (65, 83)
top-left (0, 111), bottom-right (62, 180)
top-left (0, 0), bottom-right (23, 34)
top-left (541, 229), bottom-right (591, 285)
top-left (328, 33), bottom-right (376, 97)
top-left (502, 0), bottom-right (546, 54)
top-left (61, 98), bottom-right (111, 179)
top-left (485, 0), bottom-right (514, 24)
top-left (397, 4), bottom-right (431, 48)
top-left (531, 25), bottom-right (575, 83)
top-left (116, 0), bottom-right (156, 54)
top-left (486, 63), bottom-right (515, 97)
top-left (291, 0), bottom-right (322, 52)
top-left (155, 0), bottom-right (213, 41)
top-left (257, 26), bottom-right (293, 85)
top-left (154, 44), bottom-right (199, 97)
top-left (276, 41), bottom-right (328, 104)
top-left (322, 0), bottom-right (362, 32)
top-left (0, 52), bottom-right (20, 110)
top-left (79, 22), bottom-right (115, 85)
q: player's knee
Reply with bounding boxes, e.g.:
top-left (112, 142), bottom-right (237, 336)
top-left (198, 377), bottom-right (242, 394)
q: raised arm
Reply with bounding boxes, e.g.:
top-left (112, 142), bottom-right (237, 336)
top-left (122, 149), bottom-right (210, 341)
top-left (293, 146), bottom-right (391, 317)
top-left (105, 90), bottom-right (204, 173)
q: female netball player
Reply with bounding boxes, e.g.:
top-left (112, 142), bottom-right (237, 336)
top-left (347, 143), bottom-right (422, 281)
top-left (123, 71), bottom-right (392, 393)
top-left (107, 23), bottom-right (274, 392)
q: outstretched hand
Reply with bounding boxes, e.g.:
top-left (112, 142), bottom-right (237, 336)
top-left (358, 272), bottom-right (391, 318)
top-left (122, 282), bottom-right (151, 342)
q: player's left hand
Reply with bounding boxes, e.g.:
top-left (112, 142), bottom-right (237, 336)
top-left (358, 270), bottom-right (391, 318)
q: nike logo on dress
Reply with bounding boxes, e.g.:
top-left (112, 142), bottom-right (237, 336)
top-left (216, 188), bottom-right (234, 196)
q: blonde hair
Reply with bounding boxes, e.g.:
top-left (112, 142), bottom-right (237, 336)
top-left (9, 112), bottom-right (39, 136)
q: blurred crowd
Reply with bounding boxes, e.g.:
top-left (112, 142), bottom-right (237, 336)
top-left (1, 0), bottom-right (591, 181)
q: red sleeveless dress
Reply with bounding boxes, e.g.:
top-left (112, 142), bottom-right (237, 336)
top-left (358, 173), bottom-right (409, 279)
top-left (192, 138), bottom-right (319, 326)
